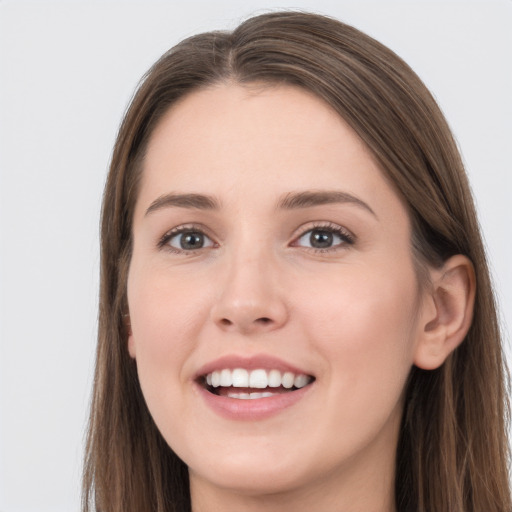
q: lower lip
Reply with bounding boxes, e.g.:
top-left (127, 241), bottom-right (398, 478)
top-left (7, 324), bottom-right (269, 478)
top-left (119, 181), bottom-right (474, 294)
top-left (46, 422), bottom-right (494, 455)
top-left (195, 382), bottom-right (313, 421)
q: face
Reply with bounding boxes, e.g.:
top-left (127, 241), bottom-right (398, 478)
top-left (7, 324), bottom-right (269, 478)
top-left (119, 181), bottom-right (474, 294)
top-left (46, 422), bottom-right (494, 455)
top-left (127, 84), bottom-right (428, 506)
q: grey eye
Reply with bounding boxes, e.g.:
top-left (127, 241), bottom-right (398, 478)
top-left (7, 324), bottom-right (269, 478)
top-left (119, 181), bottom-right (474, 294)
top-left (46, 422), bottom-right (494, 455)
top-left (296, 228), bottom-right (350, 249)
top-left (309, 230), bottom-right (334, 248)
top-left (169, 231), bottom-right (214, 250)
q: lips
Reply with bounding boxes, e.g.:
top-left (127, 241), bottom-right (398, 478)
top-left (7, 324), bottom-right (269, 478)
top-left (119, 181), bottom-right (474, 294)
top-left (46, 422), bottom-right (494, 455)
top-left (194, 355), bottom-right (315, 418)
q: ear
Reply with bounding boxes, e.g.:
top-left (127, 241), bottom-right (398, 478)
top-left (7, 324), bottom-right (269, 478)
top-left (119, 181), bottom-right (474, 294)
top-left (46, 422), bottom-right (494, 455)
top-left (124, 313), bottom-right (136, 359)
top-left (414, 255), bottom-right (476, 370)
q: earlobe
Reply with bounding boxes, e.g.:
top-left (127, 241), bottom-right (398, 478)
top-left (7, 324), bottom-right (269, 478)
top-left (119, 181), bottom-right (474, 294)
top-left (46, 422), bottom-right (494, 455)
top-left (124, 313), bottom-right (136, 359)
top-left (413, 255), bottom-right (476, 370)
top-left (128, 334), bottom-right (136, 359)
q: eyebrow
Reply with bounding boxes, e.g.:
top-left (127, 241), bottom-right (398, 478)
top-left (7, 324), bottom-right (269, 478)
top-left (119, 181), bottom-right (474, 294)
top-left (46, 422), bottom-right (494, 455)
top-left (277, 190), bottom-right (377, 217)
top-left (144, 189), bottom-right (376, 218)
top-left (145, 193), bottom-right (220, 216)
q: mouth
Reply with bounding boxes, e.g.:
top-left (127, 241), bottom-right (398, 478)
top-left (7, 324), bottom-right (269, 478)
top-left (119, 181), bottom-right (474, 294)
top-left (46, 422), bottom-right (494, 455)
top-left (198, 368), bottom-right (315, 400)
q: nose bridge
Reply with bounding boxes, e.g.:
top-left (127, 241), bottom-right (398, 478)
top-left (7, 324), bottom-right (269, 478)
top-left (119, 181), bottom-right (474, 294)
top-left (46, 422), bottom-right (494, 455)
top-left (212, 233), bottom-right (287, 333)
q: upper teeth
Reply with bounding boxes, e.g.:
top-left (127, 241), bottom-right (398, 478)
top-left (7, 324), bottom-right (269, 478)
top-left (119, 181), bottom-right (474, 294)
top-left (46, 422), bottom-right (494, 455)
top-left (205, 368), bottom-right (312, 389)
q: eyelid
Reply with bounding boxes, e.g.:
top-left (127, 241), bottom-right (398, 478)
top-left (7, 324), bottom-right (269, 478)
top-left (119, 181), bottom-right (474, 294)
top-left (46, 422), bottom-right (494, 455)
top-left (156, 221), bottom-right (354, 254)
top-left (290, 221), bottom-right (355, 251)
top-left (157, 223), bottom-right (218, 253)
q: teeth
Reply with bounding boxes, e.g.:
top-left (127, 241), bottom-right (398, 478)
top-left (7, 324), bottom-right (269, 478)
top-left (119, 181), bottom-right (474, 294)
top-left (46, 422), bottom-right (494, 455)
top-left (220, 369), bottom-right (231, 387)
top-left (294, 374), bottom-right (310, 388)
top-left (282, 372), bottom-right (295, 389)
top-left (227, 391), bottom-right (279, 399)
top-left (268, 369), bottom-right (281, 387)
top-left (232, 368), bottom-right (249, 387)
top-left (205, 368), bottom-right (312, 390)
top-left (249, 369), bottom-right (268, 388)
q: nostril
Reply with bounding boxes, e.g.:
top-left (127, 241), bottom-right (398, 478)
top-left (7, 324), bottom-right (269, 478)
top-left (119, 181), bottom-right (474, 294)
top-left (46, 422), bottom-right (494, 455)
top-left (218, 317), bottom-right (272, 328)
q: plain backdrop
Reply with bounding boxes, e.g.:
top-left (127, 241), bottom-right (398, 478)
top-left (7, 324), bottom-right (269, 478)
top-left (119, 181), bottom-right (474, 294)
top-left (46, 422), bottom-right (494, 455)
top-left (0, 1), bottom-right (511, 511)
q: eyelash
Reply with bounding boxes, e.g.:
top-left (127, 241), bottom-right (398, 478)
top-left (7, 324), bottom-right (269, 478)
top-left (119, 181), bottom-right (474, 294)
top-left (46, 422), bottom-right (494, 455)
top-left (157, 224), bottom-right (215, 254)
top-left (292, 222), bottom-right (355, 252)
top-left (157, 222), bottom-right (355, 255)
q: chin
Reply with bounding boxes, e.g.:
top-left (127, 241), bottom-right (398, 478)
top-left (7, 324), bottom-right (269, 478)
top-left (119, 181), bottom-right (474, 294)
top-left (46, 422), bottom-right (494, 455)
top-left (190, 459), bottom-right (309, 496)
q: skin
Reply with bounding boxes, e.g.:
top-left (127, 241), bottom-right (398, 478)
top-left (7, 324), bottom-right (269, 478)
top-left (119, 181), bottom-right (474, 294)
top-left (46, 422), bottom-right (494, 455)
top-left (126, 84), bottom-right (474, 511)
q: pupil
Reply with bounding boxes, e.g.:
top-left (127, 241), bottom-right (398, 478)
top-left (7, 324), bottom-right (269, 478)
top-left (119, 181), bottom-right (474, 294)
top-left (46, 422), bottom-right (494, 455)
top-left (310, 230), bottom-right (333, 248)
top-left (181, 232), bottom-right (204, 249)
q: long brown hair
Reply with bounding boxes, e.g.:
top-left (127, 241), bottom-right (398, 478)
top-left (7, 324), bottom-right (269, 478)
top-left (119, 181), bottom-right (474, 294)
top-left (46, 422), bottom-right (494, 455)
top-left (83, 11), bottom-right (511, 512)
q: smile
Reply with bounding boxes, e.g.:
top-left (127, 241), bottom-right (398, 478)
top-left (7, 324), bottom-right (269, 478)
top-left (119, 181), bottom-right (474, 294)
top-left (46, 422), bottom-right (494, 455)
top-left (195, 355), bottom-right (316, 419)
top-left (202, 368), bottom-right (314, 399)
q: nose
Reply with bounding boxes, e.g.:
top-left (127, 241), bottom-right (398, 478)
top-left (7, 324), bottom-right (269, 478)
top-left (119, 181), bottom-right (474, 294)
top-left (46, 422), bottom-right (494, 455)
top-left (211, 248), bottom-right (288, 335)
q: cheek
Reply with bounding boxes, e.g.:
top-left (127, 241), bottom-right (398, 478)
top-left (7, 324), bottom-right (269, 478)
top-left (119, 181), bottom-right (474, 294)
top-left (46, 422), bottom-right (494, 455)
top-left (292, 266), bottom-right (419, 465)
top-left (127, 264), bottom-right (211, 383)
top-left (295, 260), bottom-right (420, 397)
top-left (126, 265), bottom-right (214, 434)
top-left (130, 259), bottom-right (210, 332)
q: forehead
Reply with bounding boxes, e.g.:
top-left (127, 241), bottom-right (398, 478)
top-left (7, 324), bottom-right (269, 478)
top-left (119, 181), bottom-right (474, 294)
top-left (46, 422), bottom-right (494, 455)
top-left (137, 83), bottom-right (405, 222)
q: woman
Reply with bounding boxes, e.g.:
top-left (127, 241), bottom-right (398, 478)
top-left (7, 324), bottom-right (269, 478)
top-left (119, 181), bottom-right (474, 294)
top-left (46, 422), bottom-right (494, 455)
top-left (82, 11), bottom-right (511, 512)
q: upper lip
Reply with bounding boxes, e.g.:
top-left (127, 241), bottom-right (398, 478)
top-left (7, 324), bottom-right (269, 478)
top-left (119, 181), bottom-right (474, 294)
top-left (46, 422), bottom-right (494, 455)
top-left (194, 354), bottom-right (314, 379)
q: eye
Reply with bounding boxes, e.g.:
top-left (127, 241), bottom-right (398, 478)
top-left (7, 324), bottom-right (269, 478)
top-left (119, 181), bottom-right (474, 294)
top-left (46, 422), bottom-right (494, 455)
top-left (160, 227), bottom-right (216, 253)
top-left (293, 224), bottom-right (354, 251)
